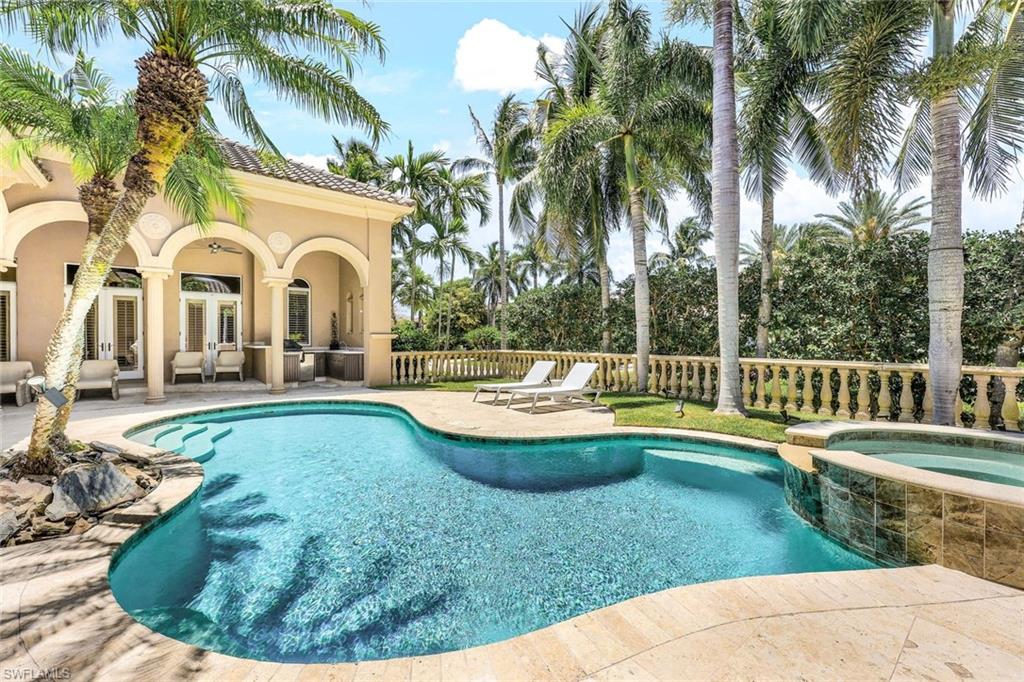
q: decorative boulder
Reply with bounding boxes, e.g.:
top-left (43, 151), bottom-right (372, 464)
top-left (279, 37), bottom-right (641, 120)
top-left (0, 478), bottom-right (51, 516)
top-left (45, 461), bottom-right (144, 522)
top-left (0, 509), bottom-right (20, 544)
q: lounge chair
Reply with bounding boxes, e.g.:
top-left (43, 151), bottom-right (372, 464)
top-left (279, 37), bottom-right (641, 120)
top-left (78, 359), bottom-right (119, 399)
top-left (0, 361), bottom-right (33, 406)
top-left (505, 362), bottom-right (601, 414)
top-left (171, 351), bottom-right (205, 384)
top-left (473, 360), bottom-right (556, 404)
top-left (213, 350), bottom-right (245, 382)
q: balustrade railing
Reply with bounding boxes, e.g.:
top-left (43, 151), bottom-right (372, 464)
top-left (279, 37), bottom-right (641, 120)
top-left (390, 350), bottom-right (1024, 431)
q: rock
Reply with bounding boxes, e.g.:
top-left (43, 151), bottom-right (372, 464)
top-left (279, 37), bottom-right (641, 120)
top-left (31, 517), bottom-right (68, 537)
top-left (90, 441), bottom-right (124, 455)
top-left (117, 450), bottom-right (154, 466)
top-left (0, 509), bottom-right (20, 543)
top-left (68, 518), bottom-right (92, 535)
top-left (0, 478), bottom-right (52, 516)
top-left (119, 465), bottom-right (158, 490)
top-left (44, 461), bottom-right (144, 522)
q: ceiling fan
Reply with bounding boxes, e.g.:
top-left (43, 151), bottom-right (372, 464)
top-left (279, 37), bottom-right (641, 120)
top-left (186, 240), bottom-right (243, 255)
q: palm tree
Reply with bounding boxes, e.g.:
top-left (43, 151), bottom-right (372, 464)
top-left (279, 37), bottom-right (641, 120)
top-left (417, 217), bottom-right (475, 348)
top-left (525, 5), bottom-right (625, 353)
top-left (736, 0), bottom-right (836, 358)
top-left (739, 222), bottom-right (836, 268)
top-left (816, 190), bottom-right (929, 244)
top-left (382, 141), bottom-right (449, 251)
top-left (648, 217), bottom-right (713, 270)
top-left (2, 0), bottom-right (386, 469)
top-left (784, 0), bottom-right (1014, 424)
top-left (473, 242), bottom-right (505, 325)
top-left (0, 48), bottom-right (246, 460)
top-left (327, 136), bottom-right (382, 184)
top-left (511, 233), bottom-right (552, 289)
top-left (392, 257), bottom-right (433, 325)
top-left (465, 95), bottom-right (536, 350)
top-left (543, 0), bottom-right (711, 388)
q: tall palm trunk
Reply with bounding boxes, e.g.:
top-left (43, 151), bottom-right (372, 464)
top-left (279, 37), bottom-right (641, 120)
top-left (623, 133), bottom-right (650, 392)
top-left (25, 51), bottom-right (207, 471)
top-left (497, 182), bottom-right (508, 350)
top-left (48, 177), bottom-right (120, 452)
top-left (712, 0), bottom-right (747, 415)
top-left (928, 3), bottom-right (964, 426)
top-left (755, 193), bottom-right (774, 358)
top-left (445, 254), bottom-right (455, 349)
top-left (598, 254), bottom-right (612, 354)
top-left (436, 264), bottom-right (445, 343)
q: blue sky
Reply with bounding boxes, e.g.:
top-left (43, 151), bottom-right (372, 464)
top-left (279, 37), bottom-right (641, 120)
top-left (3, 1), bottom-right (1022, 280)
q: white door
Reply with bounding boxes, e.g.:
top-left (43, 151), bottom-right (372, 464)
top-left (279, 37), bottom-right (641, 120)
top-left (180, 293), bottom-right (242, 374)
top-left (66, 287), bottom-right (144, 379)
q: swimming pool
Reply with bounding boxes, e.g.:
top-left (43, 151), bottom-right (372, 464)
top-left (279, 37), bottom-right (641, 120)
top-left (112, 402), bottom-right (873, 663)
top-left (828, 438), bottom-right (1024, 488)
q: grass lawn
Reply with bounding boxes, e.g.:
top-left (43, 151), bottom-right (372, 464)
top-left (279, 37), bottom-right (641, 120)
top-left (380, 379), bottom-right (834, 443)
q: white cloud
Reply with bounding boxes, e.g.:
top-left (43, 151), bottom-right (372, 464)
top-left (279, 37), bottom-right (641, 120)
top-left (433, 139), bottom-right (452, 154)
top-left (453, 19), bottom-right (564, 93)
top-left (286, 153), bottom-right (331, 170)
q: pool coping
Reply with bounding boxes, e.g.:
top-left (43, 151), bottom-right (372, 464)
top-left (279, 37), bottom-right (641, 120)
top-left (3, 391), bottom-right (1023, 679)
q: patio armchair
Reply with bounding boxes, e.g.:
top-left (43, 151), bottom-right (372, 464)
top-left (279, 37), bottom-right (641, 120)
top-left (171, 352), bottom-right (206, 384)
top-left (213, 350), bottom-right (245, 382)
top-left (78, 359), bottom-right (119, 400)
top-left (0, 361), bottom-right (34, 406)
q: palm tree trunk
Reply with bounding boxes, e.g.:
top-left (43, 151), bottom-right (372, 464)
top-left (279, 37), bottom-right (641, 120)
top-left (598, 254), bottom-right (612, 354)
top-left (445, 254), bottom-right (455, 348)
top-left (623, 133), bottom-right (650, 392)
top-left (928, 3), bottom-right (965, 426)
top-left (712, 0), bottom-right (747, 415)
top-left (436, 265), bottom-right (445, 343)
top-left (755, 193), bottom-right (774, 358)
top-left (497, 182), bottom-right (508, 350)
top-left (25, 50), bottom-right (208, 470)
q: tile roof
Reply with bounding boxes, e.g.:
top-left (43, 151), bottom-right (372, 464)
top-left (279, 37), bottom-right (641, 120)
top-left (218, 139), bottom-right (414, 208)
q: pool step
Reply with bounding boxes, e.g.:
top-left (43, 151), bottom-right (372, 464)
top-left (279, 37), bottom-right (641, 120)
top-left (131, 423), bottom-right (183, 447)
top-left (153, 424), bottom-right (208, 453)
top-left (183, 424), bottom-right (233, 462)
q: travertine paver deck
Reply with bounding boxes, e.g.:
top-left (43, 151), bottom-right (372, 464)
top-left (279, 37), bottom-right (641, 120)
top-left (1, 389), bottom-right (1022, 681)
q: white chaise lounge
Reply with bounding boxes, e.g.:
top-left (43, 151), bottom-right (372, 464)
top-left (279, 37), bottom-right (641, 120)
top-left (0, 361), bottom-right (33, 406)
top-left (213, 350), bottom-right (245, 382)
top-left (78, 359), bottom-right (119, 399)
top-left (473, 360), bottom-right (556, 404)
top-left (171, 351), bottom-right (205, 384)
top-left (504, 362), bottom-right (601, 414)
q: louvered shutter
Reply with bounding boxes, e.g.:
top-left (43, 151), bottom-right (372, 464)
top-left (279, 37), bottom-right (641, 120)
top-left (186, 301), bottom-right (205, 352)
top-left (0, 292), bottom-right (9, 361)
top-left (114, 297), bottom-right (137, 370)
top-left (287, 290), bottom-right (310, 344)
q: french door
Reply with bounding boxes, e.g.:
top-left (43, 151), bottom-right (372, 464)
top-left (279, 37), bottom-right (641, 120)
top-left (67, 287), bottom-right (144, 379)
top-left (180, 293), bottom-right (242, 374)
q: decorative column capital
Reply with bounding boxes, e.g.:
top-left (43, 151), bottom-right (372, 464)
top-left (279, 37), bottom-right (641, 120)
top-left (263, 277), bottom-right (292, 289)
top-left (138, 267), bottom-right (173, 280)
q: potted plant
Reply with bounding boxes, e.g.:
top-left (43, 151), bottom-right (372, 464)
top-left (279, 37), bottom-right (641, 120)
top-left (329, 312), bottom-right (341, 350)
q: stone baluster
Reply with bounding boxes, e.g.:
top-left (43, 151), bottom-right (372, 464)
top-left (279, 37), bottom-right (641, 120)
top-left (973, 374), bottom-right (992, 429)
top-left (922, 379), bottom-right (934, 424)
top-left (800, 367), bottom-right (816, 413)
top-left (897, 371), bottom-right (916, 422)
top-left (1001, 377), bottom-right (1020, 431)
top-left (855, 369), bottom-right (871, 420)
top-left (876, 371), bottom-right (892, 421)
top-left (740, 364), bottom-right (752, 408)
top-left (754, 365), bottom-right (767, 408)
top-left (785, 365), bottom-right (798, 410)
top-left (687, 363), bottom-right (699, 400)
top-left (701, 364), bottom-right (714, 401)
top-left (669, 361), bottom-right (680, 396)
top-left (836, 369), bottom-right (851, 418)
top-left (769, 365), bottom-right (783, 410)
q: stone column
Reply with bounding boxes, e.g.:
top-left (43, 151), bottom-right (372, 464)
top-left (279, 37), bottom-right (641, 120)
top-left (266, 279), bottom-right (289, 394)
top-left (140, 268), bottom-right (171, 404)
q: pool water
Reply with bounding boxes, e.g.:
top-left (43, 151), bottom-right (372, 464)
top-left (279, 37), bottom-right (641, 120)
top-left (112, 403), bottom-right (873, 663)
top-left (832, 438), bottom-right (1024, 488)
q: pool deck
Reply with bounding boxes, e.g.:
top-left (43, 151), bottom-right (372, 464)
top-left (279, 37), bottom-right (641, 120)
top-left (2, 387), bottom-right (1023, 681)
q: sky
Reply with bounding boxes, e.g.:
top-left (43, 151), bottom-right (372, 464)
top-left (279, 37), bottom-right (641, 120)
top-left (3, 0), bottom-right (1023, 282)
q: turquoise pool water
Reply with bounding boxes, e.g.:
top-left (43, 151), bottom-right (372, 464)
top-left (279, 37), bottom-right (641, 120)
top-left (831, 438), bottom-right (1024, 488)
top-left (112, 402), bottom-right (873, 663)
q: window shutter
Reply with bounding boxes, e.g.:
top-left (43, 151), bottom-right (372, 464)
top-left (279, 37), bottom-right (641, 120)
top-left (218, 303), bottom-right (236, 345)
top-left (114, 297), bottom-right (137, 369)
top-left (186, 301), bottom-right (205, 352)
top-left (0, 292), bottom-right (8, 361)
top-left (288, 290), bottom-right (310, 344)
top-left (83, 300), bottom-right (99, 360)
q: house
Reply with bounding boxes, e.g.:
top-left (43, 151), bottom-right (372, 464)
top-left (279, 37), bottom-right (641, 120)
top-left (0, 139), bottom-right (413, 402)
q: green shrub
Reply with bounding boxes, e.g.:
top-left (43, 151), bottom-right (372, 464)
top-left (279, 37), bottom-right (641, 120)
top-left (464, 326), bottom-right (501, 350)
top-left (391, 320), bottom-right (435, 351)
